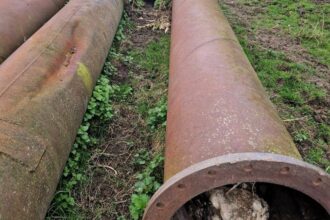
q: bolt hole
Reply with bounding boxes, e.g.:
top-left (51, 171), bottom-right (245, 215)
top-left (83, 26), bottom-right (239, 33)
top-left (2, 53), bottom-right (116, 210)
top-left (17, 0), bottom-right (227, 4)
top-left (156, 202), bottom-right (165, 208)
top-left (280, 167), bottom-right (290, 174)
top-left (313, 178), bottom-right (322, 186)
top-left (178, 183), bottom-right (186, 189)
top-left (207, 170), bottom-right (216, 176)
top-left (244, 164), bottom-right (253, 172)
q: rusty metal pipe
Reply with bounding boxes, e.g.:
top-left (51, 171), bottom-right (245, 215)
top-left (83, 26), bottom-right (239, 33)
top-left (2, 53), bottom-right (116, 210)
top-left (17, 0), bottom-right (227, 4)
top-left (0, 0), bottom-right (67, 63)
top-left (143, 0), bottom-right (330, 219)
top-left (0, 0), bottom-right (123, 218)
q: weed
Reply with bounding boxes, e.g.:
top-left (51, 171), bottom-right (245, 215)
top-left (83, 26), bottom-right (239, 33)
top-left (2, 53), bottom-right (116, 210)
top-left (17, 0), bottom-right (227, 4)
top-left (294, 130), bottom-right (309, 143)
top-left (115, 12), bottom-right (131, 42)
top-left (129, 0), bottom-right (145, 8)
top-left (307, 147), bottom-right (330, 174)
top-left (130, 36), bottom-right (170, 75)
top-left (129, 152), bottom-right (164, 220)
top-left (85, 75), bottom-right (114, 121)
top-left (134, 148), bottom-right (152, 166)
top-left (154, 0), bottom-right (171, 9)
top-left (147, 98), bottom-right (167, 130)
top-left (318, 124), bottom-right (330, 143)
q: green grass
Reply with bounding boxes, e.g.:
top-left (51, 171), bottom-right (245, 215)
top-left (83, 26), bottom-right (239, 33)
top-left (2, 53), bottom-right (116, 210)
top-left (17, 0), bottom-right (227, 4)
top-left (239, 0), bottom-right (330, 66)
top-left (222, 2), bottom-right (330, 172)
top-left (130, 36), bottom-right (170, 120)
top-left (251, 49), bottom-right (325, 105)
top-left (130, 36), bottom-right (170, 77)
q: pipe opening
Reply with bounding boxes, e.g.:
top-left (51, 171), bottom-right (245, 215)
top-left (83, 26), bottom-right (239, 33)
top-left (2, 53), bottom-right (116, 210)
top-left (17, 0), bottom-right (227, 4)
top-left (172, 183), bottom-right (330, 220)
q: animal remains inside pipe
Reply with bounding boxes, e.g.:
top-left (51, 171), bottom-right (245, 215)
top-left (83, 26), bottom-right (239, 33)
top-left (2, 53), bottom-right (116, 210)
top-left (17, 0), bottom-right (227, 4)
top-left (142, 0), bottom-right (330, 219)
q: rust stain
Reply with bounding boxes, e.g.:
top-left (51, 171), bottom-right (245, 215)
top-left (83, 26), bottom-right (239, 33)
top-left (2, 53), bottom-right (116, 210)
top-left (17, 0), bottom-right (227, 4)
top-left (64, 47), bottom-right (77, 67)
top-left (0, 6), bottom-right (82, 99)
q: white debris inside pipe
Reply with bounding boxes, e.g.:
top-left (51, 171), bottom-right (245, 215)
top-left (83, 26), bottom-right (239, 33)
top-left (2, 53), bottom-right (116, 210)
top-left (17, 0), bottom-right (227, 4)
top-left (176, 182), bottom-right (329, 220)
top-left (210, 184), bottom-right (269, 220)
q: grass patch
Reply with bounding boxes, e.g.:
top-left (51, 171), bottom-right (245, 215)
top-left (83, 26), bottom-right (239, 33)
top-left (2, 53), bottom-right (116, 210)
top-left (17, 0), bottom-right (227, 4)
top-left (130, 36), bottom-right (170, 121)
top-left (239, 0), bottom-right (330, 66)
top-left (130, 36), bottom-right (170, 78)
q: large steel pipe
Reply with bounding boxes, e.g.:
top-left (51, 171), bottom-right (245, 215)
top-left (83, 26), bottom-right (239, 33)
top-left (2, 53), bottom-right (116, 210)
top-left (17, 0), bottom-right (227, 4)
top-left (143, 0), bottom-right (330, 219)
top-left (0, 0), bottom-right (123, 218)
top-left (0, 0), bottom-right (67, 63)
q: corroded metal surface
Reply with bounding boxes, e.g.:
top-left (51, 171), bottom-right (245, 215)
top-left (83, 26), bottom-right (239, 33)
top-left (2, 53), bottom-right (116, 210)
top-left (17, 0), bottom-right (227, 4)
top-left (0, 0), bottom-right (123, 218)
top-left (0, 0), bottom-right (67, 63)
top-left (143, 0), bottom-right (330, 219)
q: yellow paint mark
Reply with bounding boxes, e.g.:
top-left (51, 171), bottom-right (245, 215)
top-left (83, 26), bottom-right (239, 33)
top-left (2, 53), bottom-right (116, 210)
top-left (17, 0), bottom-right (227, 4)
top-left (77, 62), bottom-right (93, 93)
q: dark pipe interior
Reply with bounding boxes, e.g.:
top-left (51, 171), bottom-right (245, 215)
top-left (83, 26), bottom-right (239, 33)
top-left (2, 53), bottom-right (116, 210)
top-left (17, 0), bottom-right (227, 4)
top-left (144, 0), bottom-right (155, 6)
top-left (173, 183), bottom-right (330, 220)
